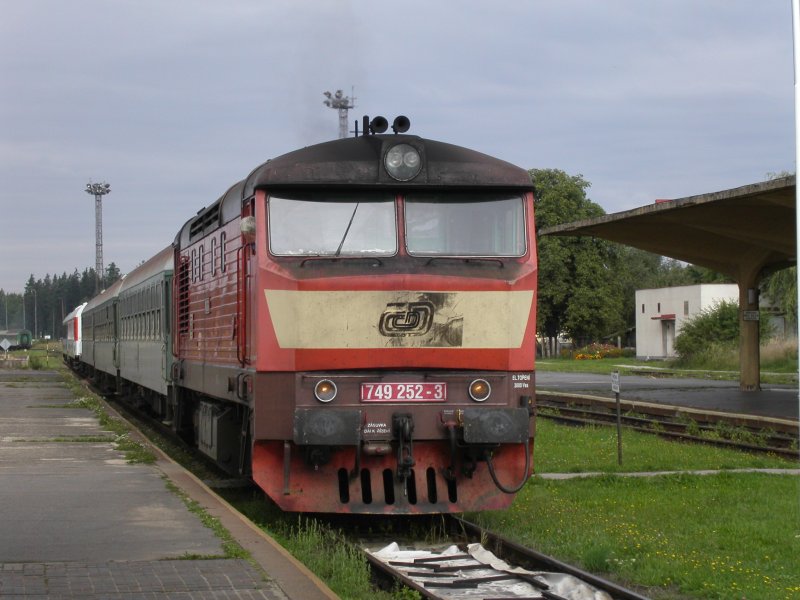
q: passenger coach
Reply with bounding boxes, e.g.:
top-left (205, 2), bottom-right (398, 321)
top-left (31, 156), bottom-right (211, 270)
top-left (62, 302), bottom-right (86, 367)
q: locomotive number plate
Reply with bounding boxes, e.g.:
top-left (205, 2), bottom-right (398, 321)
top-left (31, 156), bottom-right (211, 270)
top-left (361, 382), bottom-right (446, 402)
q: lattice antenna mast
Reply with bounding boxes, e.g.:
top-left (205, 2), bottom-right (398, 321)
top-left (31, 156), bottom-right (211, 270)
top-left (323, 89), bottom-right (355, 139)
top-left (85, 181), bottom-right (111, 293)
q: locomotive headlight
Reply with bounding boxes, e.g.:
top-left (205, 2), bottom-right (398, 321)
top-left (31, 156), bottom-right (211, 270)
top-left (314, 379), bottom-right (337, 403)
top-left (468, 379), bottom-right (491, 402)
top-left (384, 144), bottom-right (422, 181)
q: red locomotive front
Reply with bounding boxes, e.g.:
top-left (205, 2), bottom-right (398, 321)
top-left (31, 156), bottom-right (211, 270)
top-left (174, 120), bottom-right (537, 513)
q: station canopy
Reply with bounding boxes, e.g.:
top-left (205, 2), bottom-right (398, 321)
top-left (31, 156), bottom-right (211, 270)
top-left (539, 175), bottom-right (796, 391)
top-left (538, 176), bottom-right (796, 279)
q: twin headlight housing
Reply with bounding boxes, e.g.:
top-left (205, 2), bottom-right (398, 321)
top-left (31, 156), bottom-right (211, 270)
top-left (384, 143), bottom-right (422, 182)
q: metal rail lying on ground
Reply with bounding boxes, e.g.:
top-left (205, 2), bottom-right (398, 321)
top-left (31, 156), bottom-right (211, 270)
top-left (363, 517), bottom-right (651, 600)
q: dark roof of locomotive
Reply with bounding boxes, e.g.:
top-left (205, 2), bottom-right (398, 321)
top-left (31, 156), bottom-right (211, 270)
top-left (176, 134), bottom-right (533, 247)
top-left (243, 134), bottom-right (533, 194)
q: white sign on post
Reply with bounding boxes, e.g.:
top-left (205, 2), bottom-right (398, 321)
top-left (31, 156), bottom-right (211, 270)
top-left (611, 371), bottom-right (620, 394)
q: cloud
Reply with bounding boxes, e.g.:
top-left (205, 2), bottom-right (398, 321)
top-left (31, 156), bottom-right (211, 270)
top-left (0, 0), bottom-right (793, 291)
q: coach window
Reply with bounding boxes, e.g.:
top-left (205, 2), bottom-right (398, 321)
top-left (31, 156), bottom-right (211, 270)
top-left (268, 192), bottom-right (397, 256)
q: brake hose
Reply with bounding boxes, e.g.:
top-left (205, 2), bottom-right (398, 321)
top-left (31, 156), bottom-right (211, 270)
top-left (485, 442), bottom-right (531, 494)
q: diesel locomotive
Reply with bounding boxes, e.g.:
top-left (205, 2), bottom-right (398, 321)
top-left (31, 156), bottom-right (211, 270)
top-left (69, 116), bottom-right (538, 514)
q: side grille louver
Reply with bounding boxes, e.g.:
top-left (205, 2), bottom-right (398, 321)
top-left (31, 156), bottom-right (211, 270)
top-left (189, 204), bottom-right (221, 239)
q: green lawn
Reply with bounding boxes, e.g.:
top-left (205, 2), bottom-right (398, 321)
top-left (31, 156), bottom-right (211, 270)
top-left (472, 419), bottom-right (800, 599)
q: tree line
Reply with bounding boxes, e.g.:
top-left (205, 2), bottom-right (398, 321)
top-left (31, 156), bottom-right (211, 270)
top-left (0, 263), bottom-right (121, 338)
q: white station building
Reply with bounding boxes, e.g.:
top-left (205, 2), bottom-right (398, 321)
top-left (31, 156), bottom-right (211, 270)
top-left (635, 284), bottom-right (738, 359)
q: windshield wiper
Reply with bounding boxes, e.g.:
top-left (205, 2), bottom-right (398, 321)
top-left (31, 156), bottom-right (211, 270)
top-left (334, 203), bottom-right (360, 257)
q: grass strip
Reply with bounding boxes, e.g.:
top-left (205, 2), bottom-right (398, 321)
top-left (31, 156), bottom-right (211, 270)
top-left (229, 492), bottom-right (421, 600)
top-left (533, 419), bottom-right (795, 474)
top-left (162, 479), bottom-right (250, 561)
top-left (56, 371), bottom-right (157, 464)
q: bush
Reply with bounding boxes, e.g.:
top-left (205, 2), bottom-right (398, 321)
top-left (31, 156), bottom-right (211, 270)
top-left (675, 300), bottom-right (775, 364)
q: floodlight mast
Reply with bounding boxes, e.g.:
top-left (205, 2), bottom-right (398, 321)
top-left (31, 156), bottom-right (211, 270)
top-left (85, 181), bottom-right (111, 293)
top-left (323, 88), bottom-right (355, 139)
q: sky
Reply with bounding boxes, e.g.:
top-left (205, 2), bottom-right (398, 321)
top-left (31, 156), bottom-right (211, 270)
top-left (0, 1), bottom-right (794, 293)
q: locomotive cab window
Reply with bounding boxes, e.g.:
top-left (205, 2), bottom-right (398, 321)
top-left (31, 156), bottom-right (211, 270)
top-left (405, 192), bottom-right (526, 257)
top-left (268, 192), bottom-right (397, 256)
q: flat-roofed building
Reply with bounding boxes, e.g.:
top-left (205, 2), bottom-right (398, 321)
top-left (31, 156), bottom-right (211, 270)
top-left (635, 284), bottom-right (738, 359)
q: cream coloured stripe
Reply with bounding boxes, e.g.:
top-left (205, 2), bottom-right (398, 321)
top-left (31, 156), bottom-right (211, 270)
top-left (264, 289), bottom-right (533, 349)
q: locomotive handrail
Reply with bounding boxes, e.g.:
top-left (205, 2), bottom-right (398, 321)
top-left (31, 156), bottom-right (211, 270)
top-left (424, 256), bottom-right (505, 268)
top-left (171, 256), bottom-right (186, 358)
top-left (171, 270), bottom-right (179, 358)
top-left (236, 243), bottom-right (249, 366)
top-left (299, 256), bottom-right (383, 268)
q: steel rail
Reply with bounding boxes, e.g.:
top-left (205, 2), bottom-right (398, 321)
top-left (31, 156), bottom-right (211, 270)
top-left (537, 397), bottom-right (799, 459)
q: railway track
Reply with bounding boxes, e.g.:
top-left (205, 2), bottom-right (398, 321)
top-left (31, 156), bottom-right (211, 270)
top-left (537, 393), bottom-right (799, 459)
top-left (361, 516), bottom-right (651, 600)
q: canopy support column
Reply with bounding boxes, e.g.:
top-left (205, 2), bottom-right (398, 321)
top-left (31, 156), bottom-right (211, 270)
top-left (737, 255), bottom-right (770, 392)
top-left (738, 276), bottom-right (760, 391)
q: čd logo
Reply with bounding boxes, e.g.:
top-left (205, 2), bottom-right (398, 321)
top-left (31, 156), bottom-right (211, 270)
top-left (379, 301), bottom-right (434, 337)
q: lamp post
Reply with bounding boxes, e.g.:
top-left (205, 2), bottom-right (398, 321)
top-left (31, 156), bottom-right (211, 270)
top-left (323, 89), bottom-right (355, 139)
top-left (85, 181), bottom-right (111, 294)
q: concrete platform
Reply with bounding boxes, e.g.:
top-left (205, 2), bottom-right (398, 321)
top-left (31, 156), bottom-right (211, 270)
top-left (0, 370), bottom-right (337, 599)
